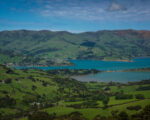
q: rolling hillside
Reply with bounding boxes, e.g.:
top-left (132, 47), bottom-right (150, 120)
top-left (0, 29), bottom-right (150, 66)
top-left (0, 65), bottom-right (150, 120)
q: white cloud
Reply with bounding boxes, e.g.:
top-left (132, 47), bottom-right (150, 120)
top-left (33, 0), bottom-right (150, 22)
top-left (108, 2), bottom-right (126, 12)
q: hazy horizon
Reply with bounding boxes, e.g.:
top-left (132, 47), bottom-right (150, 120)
top-left (1, 28), bottom-right (150, 34)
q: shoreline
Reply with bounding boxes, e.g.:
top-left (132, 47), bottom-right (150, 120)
top-left (102, 59), bottom-right (134, 62)
top-left (10, 59), bottom-right (134, 68)
top-left (121, 68), bottom-right (150, 72)
top-left (7, 57), bottom-right (150, 68)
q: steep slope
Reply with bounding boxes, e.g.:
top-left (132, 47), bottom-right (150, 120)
top-left (0, 65), bottom-right (88, 119)
top-left (0, 29), bottom-right (150, 66)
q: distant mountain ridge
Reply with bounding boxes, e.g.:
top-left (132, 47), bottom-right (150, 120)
top-left (0, 29), bottom-right (150, 66)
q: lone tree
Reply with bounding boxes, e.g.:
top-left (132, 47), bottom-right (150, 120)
top-left (4, 78), bottom-right (12, 84)
top-left (32, 85), bottom-right (37, 91)
top-left (102, 95), bottom-right (109, 108)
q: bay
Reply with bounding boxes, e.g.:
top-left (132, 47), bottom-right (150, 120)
top-left (16, 57), bottom-right (150, 71)
top-left (15, 57), bottom-right (150, 83)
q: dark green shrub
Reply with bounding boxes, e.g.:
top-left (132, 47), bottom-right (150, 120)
top-left (127, 105), bottom-right (142, 111)
top-left (131, 104), bottom-right (150, 120)
top-left (82, 101), bottom-right (99, 108)
top-left (102, 95), bottom-right (109, 107)
top-left (115, 94), bottom-right (133, 100)
top-left (93, 115), bottom-right (107, 120)
top-left (6, 69), bottom-right (14, 74)
top-left (135, 94), bottom-right (145, 99)
top-left (68, 111), bottom-right (88, 120)
top-left (0, 96), bottom-right (16, 107)
top-left (22, 95), bottom-right (37, 105)
top-left (42, 81), bottom-right (48, 87)
top-left (118, 111), bottom-right (129, 120)
top-left (4, 78), bottom-right (12, 84)
top-left (32, 85), bottom-right (37, 91)
top-left (136, 86), bottom-right (150, 91)
top-left (28, 111), bottom-right (52, 120)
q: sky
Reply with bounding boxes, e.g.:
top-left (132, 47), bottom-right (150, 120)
top-left (0, 0), bottom-right (150, 32)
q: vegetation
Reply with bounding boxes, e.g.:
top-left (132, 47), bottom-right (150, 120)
top-left (0, 30), bottom-right (150, 66)
top-left (126, 105), bottom-right (142, 111)
top-left (47, 69), bottom-right (101, 76)
top-left (0, 65), bottom-right (150, 120)
top-left (135, 94), bottom-right (145, 99)
top-left (136, 86), bottom-right (150, 91)
top-left (115, 94), bottom-right (133, 100)
top-left (123, 68), bottom-right (150, 72)
top-left (28, 111), bottom-right (53, 120)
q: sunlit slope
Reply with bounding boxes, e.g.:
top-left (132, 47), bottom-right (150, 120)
top-left (0, 30), bottom-right (150, 65)
top-left (0, 65), bottom-right (150, 119)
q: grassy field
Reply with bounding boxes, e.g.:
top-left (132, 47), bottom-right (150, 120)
top-left (44, 99), bottom-right (149, 120)
top-left (0, 65), bottom-right (150, 120)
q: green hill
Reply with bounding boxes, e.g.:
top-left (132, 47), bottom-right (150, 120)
top-left (0, 30), bottom-right (150, 66)
top-left (0, 65), bottom-right (150, 120)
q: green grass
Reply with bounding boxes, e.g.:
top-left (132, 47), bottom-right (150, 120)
top-left (0, 65), bottom-right (150, 120)
top-left (44, 99), bottom-right (149, 120)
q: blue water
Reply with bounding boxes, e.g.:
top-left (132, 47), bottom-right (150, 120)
top-left (15, 57), bottom-right (150, 83)
top-left (72, 72), bottom-right (150, 83)
top-left (16, 57), bottom-right (150, 71)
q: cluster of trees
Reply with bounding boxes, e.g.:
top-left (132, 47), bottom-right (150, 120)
top-left (136, 86), bottom-right (150, 91)
top-left (28, 111), bottom-right (87, 120)
top-left (22, 94), bottom-right (37, 105)
top-left (3, 78), bottom-right (12, 84)
top-left (0, 95), bottom-right (16, 107)
top-left (27, 104), bottom-right (150, 120)
top-left (131, 104), bottom-right (150, 120)
top-left (32, 85), bottom-right (37, 91)
top-left (28, 111), bottom-right (54, 120)
top-left (47, 69), bottom-right (100, 76)
top-left (0, 49), bottom-right (18, 57)
top-left (135, 94), bottom-right (145, 99)
top-left (93, 111), bottom-right (129, 120)
top-left (115, 94), bottom-right (133, 100)
top-left (127, 105), bottom-right (142, 111)
top-left (52, 76), bottom-right (87, 93)
top-left (68, 100), bottom-right (99, 109)
top-left (6, 68), bottom-right (15, 74)
top-left (128, 79), bottom-right (150, 86)
top-left (67, 95), bottom-right (110, 109)
top-left (1, 65), bottom-right (150, 120)
top-left (28, 75), bottom-right (49, 87)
